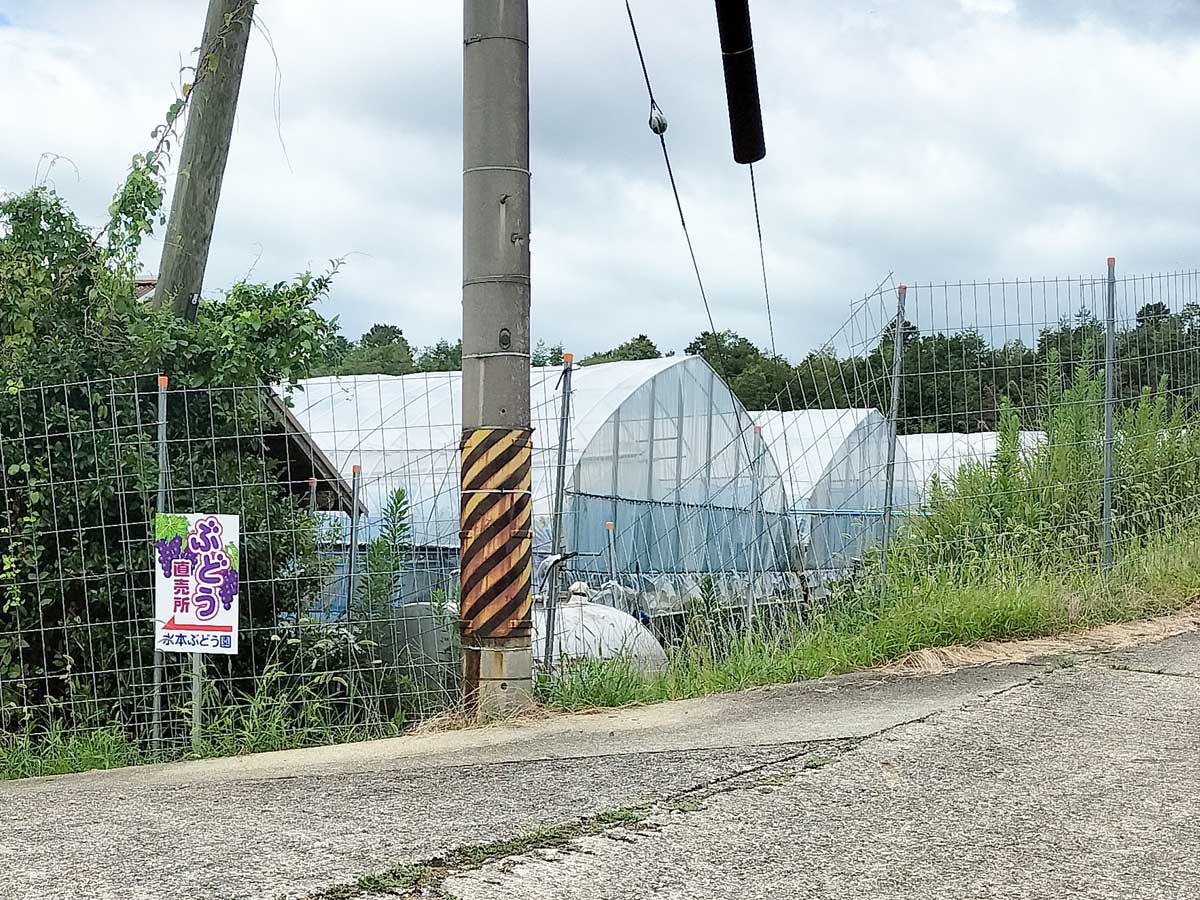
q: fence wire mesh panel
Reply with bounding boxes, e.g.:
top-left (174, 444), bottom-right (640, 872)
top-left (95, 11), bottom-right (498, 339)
top-left (0, 376), bottom-right (160, 746)
top-left (4, 264), bottom-right (1200, 756)
top-left (555, 266), bottom-right (1200, 700)
top-left (0, 374), bottom-right (475, 758)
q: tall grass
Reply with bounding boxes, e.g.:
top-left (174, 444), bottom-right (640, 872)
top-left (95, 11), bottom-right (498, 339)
top-left (0, 664), bottom-right (407, 781)
top-left (0, 722), bottom-right (143, 780)
top-left (539, 528), bottom-right (1200, 712)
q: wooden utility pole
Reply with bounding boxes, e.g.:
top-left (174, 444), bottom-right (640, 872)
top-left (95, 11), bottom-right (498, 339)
top-left (153, 0), bottom-right (256, 318)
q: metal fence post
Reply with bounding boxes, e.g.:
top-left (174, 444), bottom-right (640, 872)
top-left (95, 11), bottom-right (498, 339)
top-left (153, 374), bottom-right (168, 751)
top-left (345, 464), bottom-right (362, 613)
top-left (746, 426), bottom-right (764, 629)
top-left (1102, 256), bottom-right (1117, 572)
top-left (543, 354), bottom-right (574, 671)
top-left (191, 653), bottom-right (202, 754)
top-left (880, 283), bottom-right (908, 577)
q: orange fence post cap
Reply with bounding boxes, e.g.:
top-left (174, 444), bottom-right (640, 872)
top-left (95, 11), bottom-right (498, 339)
top-left (157, 375), bottom-right (169, 388)
top-left (563, 352), bottom-right (574, 364)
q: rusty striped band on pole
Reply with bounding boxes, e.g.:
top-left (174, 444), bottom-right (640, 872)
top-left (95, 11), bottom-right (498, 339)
top-left (460, 427), bottom-right (533, 640)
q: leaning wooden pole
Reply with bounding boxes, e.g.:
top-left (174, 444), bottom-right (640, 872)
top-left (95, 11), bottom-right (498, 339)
top-left (153, 0), bottom-right (256, 319)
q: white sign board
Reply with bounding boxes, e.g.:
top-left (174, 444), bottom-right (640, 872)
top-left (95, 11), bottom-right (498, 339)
top-left (154, 514), bottom-right (240, 655)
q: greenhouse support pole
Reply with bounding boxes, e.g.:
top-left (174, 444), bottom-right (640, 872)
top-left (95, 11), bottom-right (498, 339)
top-left (609, 408), bottom-right (621, 529)
top-left (308, 476), bottom-right (318, 513)
top-left (543, 354), bottom-right (574, 670)
top-left (1102, 257), bottom-right (1116, 573)
top-left (702, 370), bottom-right (715, 568)
top-left (606, 521), bottom-right (618, 583)
top-left (879, 283), bottom-right (907, 577)
top-left (153, 375), bottom-right (168, 751)
top-left (461, 0), bottom-right (534, 716)
top-left (345, 465), bottom-right (361, 614)
top-left (672, 379), bottom-right (685, 571)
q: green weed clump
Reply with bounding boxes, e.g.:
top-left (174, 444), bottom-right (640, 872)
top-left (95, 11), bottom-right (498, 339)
top-left (0, 722), bottom-right (143, 780)
top-left (196, 665), bottom-right (403, 759)
top-left (0, 661), bottom-right (412, 781)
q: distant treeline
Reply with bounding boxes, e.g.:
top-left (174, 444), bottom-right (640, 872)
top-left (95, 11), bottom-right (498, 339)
top-left (318, 301), bottom-right (1200, 433)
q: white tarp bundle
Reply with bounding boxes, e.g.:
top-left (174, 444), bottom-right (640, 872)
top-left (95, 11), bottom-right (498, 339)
top-left (533, 584), bottom-right (667, 676)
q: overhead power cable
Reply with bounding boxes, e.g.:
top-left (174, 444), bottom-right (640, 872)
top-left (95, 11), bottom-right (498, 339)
top-left (749, 162), bottom-right (776, 357)
top-left (624, 0), bottom-right (723, 354)
top-left (625, 1), bottom-right (778, 368)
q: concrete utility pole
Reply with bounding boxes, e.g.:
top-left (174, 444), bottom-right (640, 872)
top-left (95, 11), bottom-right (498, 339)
top-left (459, 0), bottom-right (534, 715)
top-left (153, 0), bottom-right (256, 319)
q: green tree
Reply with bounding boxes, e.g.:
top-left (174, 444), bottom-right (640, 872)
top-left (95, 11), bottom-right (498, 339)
top-left (1115, 302), bottom-right (1195, 402)
top-left (318, 324), bottom-right (416, 377)
top-left (531, 339), bottom-right (565, 367)
top-left (416, 338), bottom-right (463, 372)
top-left (729, 354), bottom-right (796, 410)
top-left (789, 346), bottom-right (847, 408)
top-left (0, 170), bottom-right (343, 732)
top-left (582, 334), bottom-right (661, 366)
top-left (685, 330), bottom-right (763, 382)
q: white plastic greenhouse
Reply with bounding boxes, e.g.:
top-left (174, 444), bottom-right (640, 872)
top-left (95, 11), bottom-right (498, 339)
top-left (280, 356), bottom-right (791, 602)
top-left (900, 431), bottom-right (1046, 499)
top-left (754, 408), bottom-right (920, 577)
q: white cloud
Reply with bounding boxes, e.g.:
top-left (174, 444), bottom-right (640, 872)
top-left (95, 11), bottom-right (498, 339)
top-left (1, 1), bottom-right (1198, 358)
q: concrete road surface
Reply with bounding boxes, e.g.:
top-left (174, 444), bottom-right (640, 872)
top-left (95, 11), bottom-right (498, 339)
top-left (3, 632), bottom-right (1200, 899)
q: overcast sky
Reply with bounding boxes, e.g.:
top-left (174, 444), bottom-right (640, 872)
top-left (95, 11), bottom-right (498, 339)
top-left (2, 1), bottom-right (1199, 359)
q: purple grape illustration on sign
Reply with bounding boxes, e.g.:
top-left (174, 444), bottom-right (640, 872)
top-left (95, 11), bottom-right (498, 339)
top-left (218, 569), bottom-right (238, 611)
top-left (154, 514), bottom-right (191, 577)
top-left (156, 535), bottom-right (182, 577)
top-left (220, 541), bottom-right (239, 610)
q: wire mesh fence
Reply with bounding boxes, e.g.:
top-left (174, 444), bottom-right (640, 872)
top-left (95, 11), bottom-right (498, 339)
top-left (2, 262), bottom-right (1199, 760)
top-left (575, 264), bottom-right (1200, 686)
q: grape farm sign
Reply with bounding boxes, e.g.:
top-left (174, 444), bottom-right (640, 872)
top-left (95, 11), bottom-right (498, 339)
top-left (154, 514), bottom-right (240, 655)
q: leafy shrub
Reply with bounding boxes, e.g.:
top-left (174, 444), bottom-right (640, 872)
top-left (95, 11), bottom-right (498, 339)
top-left (0, 134), bottom-right (342, 739)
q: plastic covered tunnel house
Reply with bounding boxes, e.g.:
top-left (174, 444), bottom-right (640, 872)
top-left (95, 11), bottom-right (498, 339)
top-left (754, 408), bottom-right (920, 584)
top-left (900, 431), bottom-right (1046, 500)
top-left (280, 356), bottom-right (793, 615)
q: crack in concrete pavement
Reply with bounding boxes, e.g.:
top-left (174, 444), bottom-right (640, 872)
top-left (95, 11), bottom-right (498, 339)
top-left (308, 669), bottom-right (1052, 900)
top-left (1103, 663), bottom-right (1200, 680)
top-left (439, 648), bottom-right (1200, 900)
top-left (302, 740), bottom-right (857, 900)
top-left (21, 632), bottom-right (1195, 900)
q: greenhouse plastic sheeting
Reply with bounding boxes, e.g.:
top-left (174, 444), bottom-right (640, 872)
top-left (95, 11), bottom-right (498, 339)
top-left (279, 356), bottom-right (788, 577)
top-left (901, 431), bottom-right (1046, 498)
top-left (567, 357), bottom-right (789, 577)
top-left (754, 409), bottom-right (919, 575)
